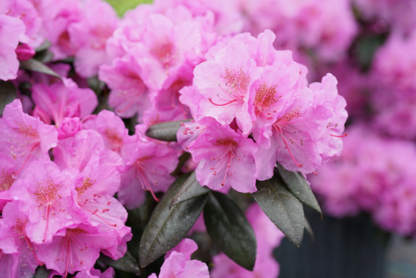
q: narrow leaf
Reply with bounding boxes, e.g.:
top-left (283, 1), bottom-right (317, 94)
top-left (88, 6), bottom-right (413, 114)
top-left (20, 59), bottom-right (61, 79)
top-left (145, 119), bottom-right (191, 142)
top-left (304, 217), bottom-right (314, 242)
top-left (253, 175), bottom-right (305, 246)
top-left (139, 174), bottom-right (208, 268)
top-left (35, 40), bottom-right (51, 52)
top-left (170, 171), bottom-right (210, 208)
top-left (0, 81), bottom-right (16, 116)
top-left (276, 163), bottom-right (322, 214)
top-left (99, 251), bottom-right (140, 274)
top-left (33, 266), bottom-right (50, 278)
top-left (204, 192), bottom-right (256, 271)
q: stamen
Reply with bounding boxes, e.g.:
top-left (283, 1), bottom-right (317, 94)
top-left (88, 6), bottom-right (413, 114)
top-left (281, 136), bottom-right (303, 168)
top-left (330, 132), bottom-right (348, 138)
top-left (209, 98), bottom-right (239, 107)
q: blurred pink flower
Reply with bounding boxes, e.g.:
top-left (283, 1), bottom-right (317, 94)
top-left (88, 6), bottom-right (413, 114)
top-left (32, 78), bottom-right (98, 127)
top-left (149, 238), bottom-right (209, 278)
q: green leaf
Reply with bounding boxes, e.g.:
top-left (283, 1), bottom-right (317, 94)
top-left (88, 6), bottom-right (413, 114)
top-left (20, 59), bottom-right (61, 80)
top-left (204, 192), bottom-right (256, 271)
top-left (145, 119), bottom-right (191, 142)
top-left (33, 50), bottom-right (54, 64)
top-left (253, 175), bottom-right (304, 246)
top-left (304, 217), bottom-right (314, 242)
top-left (34, 40), bottom-right (52, 53)
top-left (139, 174), bottom-right (208, 268)
top-left (170, 171), bottom-right (210, 208)
top-left (0, 81), bottom-right (16, 116)
top-left (33, 266), bottom-right (50, 278)
top-left (276, 163), bottom-right (322, 214)
top-left (99, 251), bottom-right (140, 274)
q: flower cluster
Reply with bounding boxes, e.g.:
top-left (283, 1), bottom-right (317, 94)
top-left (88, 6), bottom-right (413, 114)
top-left (0, 0), bottom-right (367, 276)
top-left (0, 0), bottom-right (118, 81)
top-left (310, 126), bottom-right (416, 236)
top-left (0, 100), bottom-right (131, 277)
top-left (177, 30), bottom-right (347, 193)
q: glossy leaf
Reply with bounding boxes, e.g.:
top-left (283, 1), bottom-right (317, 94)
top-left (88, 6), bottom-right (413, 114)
top-left (145, 119), bottom-right (191, 142)
top-left (253, 175), bottom-right (305, 246)
top-left (33, 266), bottom-right (50, 278)
top-left (139, 174), bottom-right (208, 268)
top-left (0, 81), bottom-right (16, 116)
top-left (170, 171), bottom-right (210, 208)
top-left (20, 59), bottom-right (61, 79)
top-left (99, 251), bottom-right (140, 274)
top-left (277, 163), bottom-right (322, 214)
top-left (204, 192), bottom-right (257, 271)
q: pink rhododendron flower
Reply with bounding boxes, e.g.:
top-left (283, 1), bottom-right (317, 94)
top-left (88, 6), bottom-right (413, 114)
top-left (0, 15), bottom-right (25, 81)
top-left (99, 54), bottom-right (151, 119)
top-left (180, 30), bottom-right (347, 190)
top-left (75, 267), bottom-right (115, 278)
top-left (371, 32), bottom-right (416, 139)
top-left (153, 0), bottom-right (244, 36)
top-left (192, 33), bottom-right (259, 135)
top-left (0, 99), bottom-right (58, 175)
top-left (104, 4), bottom-right (217, 91)
top-left (229, 0), bottom-right (357, 62)
top-left (9, 160), bottom-right (83, 244)
top-left (32, 78), bottom-right (98, 126)
top-left (310, 125), bottom-right (416, 235)
top-left (142, 69), bottom-right (193, 126)
top-left (0, 202), bottom-right (43, 277)
top-left (72, 151), bottom-right (128, 235)
top-left (36, 0), bottom-right (82, 59)
top-left (69, 0), bottom-right (119, 77)
top-left (118, 130), bottom-right (178, 208)
top-left (83, 110), bottom-right (129, 153)
top-left (354, 0), bottom-right (416, 34)
top-left (0, 0), bottom-right (42, 47)
top-left (149, 238), bottom-right (209, 278)
top-left (36, 223), bottom-right (115, 277)
top-left (187, 121), bottom-right (258, 192)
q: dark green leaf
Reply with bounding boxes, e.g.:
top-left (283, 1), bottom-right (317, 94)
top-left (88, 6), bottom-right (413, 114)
top-left (145, 119), bottom-right (191, 142)
top-left (33, 265), bottom-right (50, 278)
top-left (139, 174), bottom-right (208, 268)
top-left (99, 251), bottom-right (140, 274)
top-left (304, 217), bottom-right (314, 242)
top-left (204, 192), bottom-right (256, 271)
top-left (20, 59), bottom-right (61, 80)
top-left (276, 163), bottom-right (321, 214)
top-left (170, 152), bottom-right (191, 177)
top-left (33, 50), bottom-right (54, 63)
top-left (253, 175), bottom-right (304, 246)
top-left (170, 171), bottom-right (210, 208)
top-left (88, 76), bottom-right (105, 94)
top-left (0, 81), bottom-right (17, 116)
top-left (35, 40), bottom-right (51, 53)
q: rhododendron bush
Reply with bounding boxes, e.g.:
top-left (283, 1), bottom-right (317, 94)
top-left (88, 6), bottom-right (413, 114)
top-left (6, 0), bottom-right (416, 276)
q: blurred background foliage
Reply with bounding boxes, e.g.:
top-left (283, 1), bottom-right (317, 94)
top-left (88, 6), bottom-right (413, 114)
top-left (105, 0), bottom-right (153, 16)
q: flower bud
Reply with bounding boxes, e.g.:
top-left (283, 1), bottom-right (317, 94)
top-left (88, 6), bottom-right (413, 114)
top-left (57, 117), bottom-right (82, 139)
top-left (15, 44), bottom-right (36, 61)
